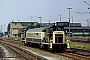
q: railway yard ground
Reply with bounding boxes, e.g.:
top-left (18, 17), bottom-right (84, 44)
top-left (0, 39), bottom-right (70, 60)
top-left (0, 46), bottom-right (5, 58)
top-left (0, 38), bottom-right (90, 60)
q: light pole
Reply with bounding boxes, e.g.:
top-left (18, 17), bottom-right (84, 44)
top-left (67, 7), bottom-right (72, 38)
top-left (1, 25), bottom-right (2, 32)
top-left (38, 17), bottom-right (42, 27)
top-left (59, 15), bottom-right (62, 22)
top-left (86, 19), bottom-right (89, 27)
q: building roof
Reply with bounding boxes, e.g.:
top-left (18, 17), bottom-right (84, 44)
top-left (26, 27), bottom-right (48, 32)
top-left (41, 23), bottom-right (54, 27)
top-left (56, 22), bottom-right (81, 27)
top-left (70, 23), bottom-right (81, 27)
top-left (10, 21), bottom-right (37, 23)
top-left (64, 26), bottom-right (90, 29)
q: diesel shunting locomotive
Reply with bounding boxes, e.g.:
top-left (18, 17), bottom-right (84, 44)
top-left (22, 23), bottom-right (70, 52)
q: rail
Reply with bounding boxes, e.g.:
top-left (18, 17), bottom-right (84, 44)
top-left (0, 41), bottom-right (48, 60)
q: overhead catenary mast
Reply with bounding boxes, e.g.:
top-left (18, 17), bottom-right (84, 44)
top-left (77, 1), bottom-right (90, 27)
top-left (77, 1), bottom-right (90, 14)
top-left (84, 1), bottom-right (90, 7)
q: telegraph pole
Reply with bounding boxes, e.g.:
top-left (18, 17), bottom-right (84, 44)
top-left (67, 7), bottom-right (72, 38)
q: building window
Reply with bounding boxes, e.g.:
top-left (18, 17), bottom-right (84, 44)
top-left (13, 34), bottom-right (18, 37)
top-left (15, 35), bottom-right (16, 37)
top-left (13, 28), bottom-right (17, 30)
top-left (15, 23), bottom-right (17, 25)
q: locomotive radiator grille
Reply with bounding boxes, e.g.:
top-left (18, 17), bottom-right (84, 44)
top-left (55, 34), bottom-right (63, 43)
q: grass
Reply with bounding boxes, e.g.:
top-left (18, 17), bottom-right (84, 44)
top-left (70, 36), bottom-right (90, 40)
top-left (9, 37), bottom-right (22, 41)
top-left (70, 42), bottom-right (90, 50)
top-left (70, 36), bottom-right (90, 50)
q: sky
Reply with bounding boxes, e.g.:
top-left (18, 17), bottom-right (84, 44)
top-left (0, 0), bottom-right (90, 32)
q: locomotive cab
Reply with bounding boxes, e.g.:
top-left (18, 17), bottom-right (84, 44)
top-left (44, 26), bottom-right (67, 52)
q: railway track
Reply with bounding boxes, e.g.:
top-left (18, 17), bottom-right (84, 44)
top-left (69, 48), bottom-right (90, 56)
top-left (1, 39), bottom-right (90, 60)
top-left (57, 52), bottom-right (90, 60)
top-left (61, 48), bottom-right (90, 60)
top-left (0, 40), bottom-right (48, 60)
